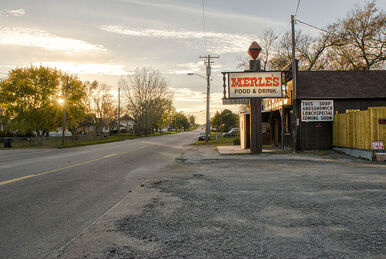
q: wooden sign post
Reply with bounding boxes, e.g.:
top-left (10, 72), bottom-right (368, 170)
top-left (222, 41), bottom-right (282, 154)
top-left (248, 43), bottom-right (262, 154)
top-left (248, 60), bottom-right (262, 153)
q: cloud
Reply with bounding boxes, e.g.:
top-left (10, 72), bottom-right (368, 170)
top-left (100, 25), bottom-right (255, 54)
top-left (170, 88), bottom-right (240, 123)
top-left (28, 62), bottom-right (130, 76)
top-left (120, 0), bottom-right (284, 27)
top-left (164, 61), bottom-right (224, 76)
top-left (171, 88), bottom-right (228, 110)
top-left (6, 9), bottom-right (26, 16)
top-left (172, 88), bottom-right (206, 103)
top-left (0, 9), bottom-right (26, 17)
top-left (0, 64), bottom-right (16, 71)
top-left (164, 61), bottom-right (203, 75)
top-left (0, 27), bottom-right (106, 53)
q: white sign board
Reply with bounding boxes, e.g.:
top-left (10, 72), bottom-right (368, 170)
top-left (301, 100), bottom-right (334, 122)
top-left (228, 72), bottom-right (282, 98)
top-left (222, 98), bottom-right (249, 105)
top-left (372, 141), bottom-right (384, 150)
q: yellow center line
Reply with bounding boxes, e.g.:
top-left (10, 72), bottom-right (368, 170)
top-left (0, 153), bottom-right (118, 187)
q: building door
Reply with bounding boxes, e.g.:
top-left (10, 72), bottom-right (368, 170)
top-left (274, 119), bottom-right (279, 145)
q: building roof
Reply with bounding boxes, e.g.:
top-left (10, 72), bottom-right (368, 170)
top-left (297, 71), bottom-right (386, 99)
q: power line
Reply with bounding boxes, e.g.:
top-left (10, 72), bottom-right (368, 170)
top-left (294, 0), bottom-right (301, 17)
top-left (201, 0), bottom-right (207, 54)
top-left (296, 19), bottom-right (329, 34)
top-left (296, 18), bottom-right (368, 49)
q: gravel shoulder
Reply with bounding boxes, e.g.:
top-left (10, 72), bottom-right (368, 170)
top-left (59, 146), bottom-right (386, 258)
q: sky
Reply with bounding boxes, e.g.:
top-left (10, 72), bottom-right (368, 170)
top-left (0, 0), bottom-right (384, 123)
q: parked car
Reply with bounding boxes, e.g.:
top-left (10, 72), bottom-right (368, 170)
top-left (223, 128), bottom-right (239, 137)
top-left (198, 132), bottom-right (210, 141)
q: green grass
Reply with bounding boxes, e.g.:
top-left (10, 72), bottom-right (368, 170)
top-left (58, 132), bottom-right (176, 148)
top-left (192, 133), bottom-right (238, 146)
top-left (0, 131), bottom-right (184, 149)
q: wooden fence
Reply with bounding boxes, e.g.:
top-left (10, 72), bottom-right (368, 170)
top-left (333, 107), bottom-right (386, 150)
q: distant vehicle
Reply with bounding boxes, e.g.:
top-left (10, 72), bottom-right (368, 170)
top-left (198, 132), bottom-right (210, 141)
top-left (223, 128), bottom-right (239, 137)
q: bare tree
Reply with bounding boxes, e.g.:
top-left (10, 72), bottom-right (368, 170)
top-left (269, 31), bottom-right (295, 70)
top-left (296, 32), bottom-right (332, 71)
top-left (119, 68), bottom-right (171, 135)
top-left (260, 29), bottom-right (277, 70)
top-left (327, 1), bottom-right (385, 70)
top-left (269, 29), bottom-right (332, 71)
top-left (90, 82), bottom-right (116, 133)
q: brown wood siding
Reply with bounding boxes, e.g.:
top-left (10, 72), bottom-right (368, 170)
top-left (301, 122), bottom-right (333, 150)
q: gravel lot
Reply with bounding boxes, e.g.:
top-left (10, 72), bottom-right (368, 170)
top-left (104, 146), bottom-right (386, 258)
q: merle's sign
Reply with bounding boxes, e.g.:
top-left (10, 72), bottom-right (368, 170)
top-left (301, 100), bottom-right (334, 122)
top-left (228, 72), bottom-right (282, 98)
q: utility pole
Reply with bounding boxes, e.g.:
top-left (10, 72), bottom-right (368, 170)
top-left (118, 87), bottom-right (121, 140)
top-left (61, 75), bottom-right (69, 146)
top-left (291, 15), bottom-right (299, 151)
top-left (199, 54), bottom-right (219, 142)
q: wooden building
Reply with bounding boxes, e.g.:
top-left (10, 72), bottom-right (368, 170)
top-left (262, 70), bottom-right (386, 150)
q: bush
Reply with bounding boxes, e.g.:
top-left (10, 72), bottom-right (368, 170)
top-left (233, 137), bottom-right (240, 145)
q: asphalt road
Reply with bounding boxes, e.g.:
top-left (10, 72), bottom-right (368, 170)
top-left (0, 131), bottom-right (196, 258)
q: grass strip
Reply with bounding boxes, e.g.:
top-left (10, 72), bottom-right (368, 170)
top-left (58, 132), bottom-right (175, 148)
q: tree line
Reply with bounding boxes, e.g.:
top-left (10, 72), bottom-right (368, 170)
top-left (0, 66), bottom-right (196, 137)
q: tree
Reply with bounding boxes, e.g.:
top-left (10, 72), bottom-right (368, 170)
top-left (269, 30), bottom-right (331, 71)
top-left (78, 80), bottom-right (99, 134)
top-left (269, 31), bottom-right (293, 70)
top-left (0, 66), bottom-right (87, 136)
top-left (153, 98), bottom-right (173, 131)
top-left (211, 109), bottom-right (238, 132)
top-left (90, 82), bottom-right (116, 134)
top-left (173, 112), bottom-right (190, 131)
top-left (188, 115), bottom-right (197, 129)
top-left (260, 29), bottom-right (278, 70)
top-left (327, 1), bottom-right (385, 70)
top-left (119, 67), bottom-right (172, 135)
top-left (296, 32), bottom-right (332, 71)
top-left (65, 76), bottom-right (89, 134)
